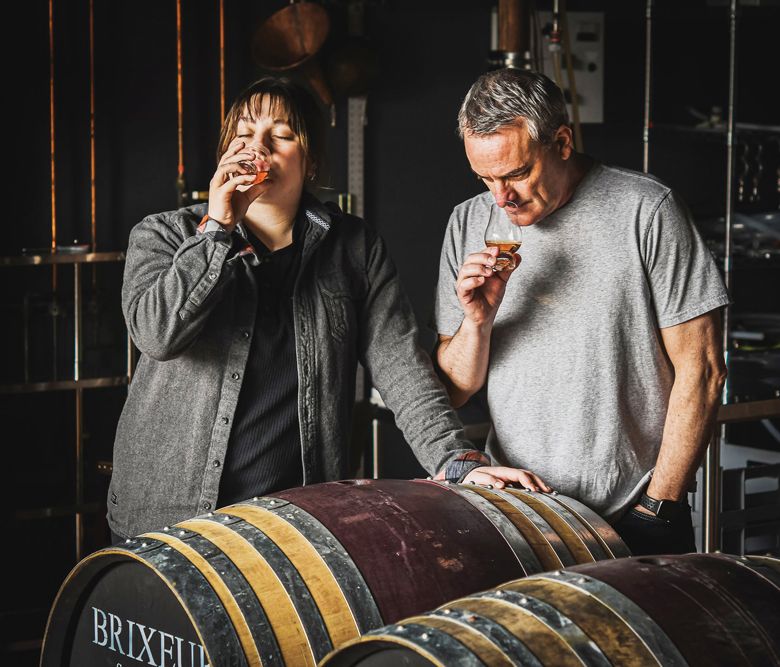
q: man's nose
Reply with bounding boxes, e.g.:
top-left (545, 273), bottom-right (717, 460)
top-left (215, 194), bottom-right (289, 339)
top-left (493, 183), bottom-right (516, 208)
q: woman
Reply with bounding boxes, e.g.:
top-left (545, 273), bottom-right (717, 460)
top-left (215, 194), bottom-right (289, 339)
top-left (108, 77), bottom-right (548, 541)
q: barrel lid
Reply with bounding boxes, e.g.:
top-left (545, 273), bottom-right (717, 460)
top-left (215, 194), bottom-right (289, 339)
top-left (41, 546), bottom-right (210, 667)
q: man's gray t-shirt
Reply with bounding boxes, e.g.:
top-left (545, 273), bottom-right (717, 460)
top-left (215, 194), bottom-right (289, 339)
top-left (435, 163), bottom-right (729, 521)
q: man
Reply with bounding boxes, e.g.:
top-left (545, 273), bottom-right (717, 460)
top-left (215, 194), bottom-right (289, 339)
top-left (435, 68), bottom-right (728, 555)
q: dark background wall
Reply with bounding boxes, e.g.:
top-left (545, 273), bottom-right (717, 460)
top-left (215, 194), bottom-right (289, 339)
top-left (4, 0), bottom-right (779, 661)
top-left (11, 0), bottom-right (777, 330)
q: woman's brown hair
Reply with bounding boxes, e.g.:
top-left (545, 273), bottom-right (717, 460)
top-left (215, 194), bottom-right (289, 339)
top-left (217, 77), bottom-right (325, 182)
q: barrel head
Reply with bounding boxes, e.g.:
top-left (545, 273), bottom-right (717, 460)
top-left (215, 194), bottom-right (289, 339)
top-left (41, 548), bottom-right (213, 667)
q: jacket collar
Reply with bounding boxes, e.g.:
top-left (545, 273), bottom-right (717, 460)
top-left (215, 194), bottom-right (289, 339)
top-left (301, 190), bottom-right (333, 233)
top-left (225, 191), bottom-right (334, 266)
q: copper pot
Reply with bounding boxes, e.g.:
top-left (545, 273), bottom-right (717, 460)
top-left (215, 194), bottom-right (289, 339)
top-left (252, 1), bottom-right (333, 106)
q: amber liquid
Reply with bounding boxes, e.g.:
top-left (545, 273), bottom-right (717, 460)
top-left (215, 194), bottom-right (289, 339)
top-left (237, 160), bottom-right (270, 184)
top-left (486, 240), bottom-right (522, 271)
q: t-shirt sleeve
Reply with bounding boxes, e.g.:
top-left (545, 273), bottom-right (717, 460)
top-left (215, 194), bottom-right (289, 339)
top-left (642, 190), bottom-right (730, 329)
top-left (434, 209), bottom-right (466, 337)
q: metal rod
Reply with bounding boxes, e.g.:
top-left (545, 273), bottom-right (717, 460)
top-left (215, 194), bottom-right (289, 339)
top-left (0, 251), bottom-right (125, 266)
top-left (0, 376), bottom-right (128, 395)
top-left (718, 398), bottom-right (780, 423)
top-left (372, 418), bottom-right (380, 479)
top-left (23, 294), bottom-right (30, 383)
top-left (15, 502), bottom-right (103, 521)
top-left (74, 264), bottom-right (81, 383)
top-left (704, 0), bottom-right (738, 554)
top-left (75, 386), bottom-right (84, 560)
top-left (51, 291), bottom-right (58, 380)
top-left (74, 262), bottom-right (84, 561)
top-left (642, 0), bottom-right (652, 173)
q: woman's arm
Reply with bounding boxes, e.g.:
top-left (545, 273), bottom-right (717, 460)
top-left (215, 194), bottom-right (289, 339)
top-left (122, 214), bottom-right (238, 360)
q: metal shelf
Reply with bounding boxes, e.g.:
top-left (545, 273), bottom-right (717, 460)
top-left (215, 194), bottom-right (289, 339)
top-left (651, 122), bottom-right (780, 139)
top-left (718, 398), bottom-right (780, 424)
top-left (0, 251), bottom-right (125, 267)
top-left (3, 252), bottom-right (133, 563)
top-left (0, 376), bottom-right (128, 395)
top-left (15, 502), bottom-right (103, 521)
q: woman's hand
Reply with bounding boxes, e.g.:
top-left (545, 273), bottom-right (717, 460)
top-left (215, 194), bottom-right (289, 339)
top-left (207, 139), bottom-right (267, 231)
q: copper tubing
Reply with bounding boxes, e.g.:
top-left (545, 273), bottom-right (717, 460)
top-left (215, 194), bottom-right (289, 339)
top-left (643, 0), bottom-right (653, 173)
top-left (89, 0), bottom-right (96, 252)
top-left (560, 3), bottom-right (583, 152)
top-left (550, 0), bottom-right (564, 90)
top-left (220, 0), bottom-right (226, 120)
top-left (49, 0), bottom-right (57, 254)
top-left (498, 0), bottom-right (530, 54)
top-left (176, 0), bottom-right (185, 183)
top-left (49, 0), bottom-right (58, 293)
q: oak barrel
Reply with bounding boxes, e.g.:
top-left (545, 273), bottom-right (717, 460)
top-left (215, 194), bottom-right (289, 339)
top-left (41, 479), bottom-right (626, 666)
top-left (322, 553), bottom-right (780, 667)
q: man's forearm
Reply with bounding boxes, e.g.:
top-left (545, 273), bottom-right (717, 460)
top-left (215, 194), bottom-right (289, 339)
top-left (437, 320), bottom-right (494, 408)
top-left (647, 366), bottom-right (726, 500)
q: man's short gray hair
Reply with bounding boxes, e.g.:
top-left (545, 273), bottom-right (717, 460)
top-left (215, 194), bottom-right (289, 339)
top-left (457, 69), bottom-right (569, 145)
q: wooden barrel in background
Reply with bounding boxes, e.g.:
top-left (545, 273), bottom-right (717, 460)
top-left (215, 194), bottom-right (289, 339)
top-left (40, 478), bottom-right (627, 666)
top-left (321, 553), bottom-right (780, 667)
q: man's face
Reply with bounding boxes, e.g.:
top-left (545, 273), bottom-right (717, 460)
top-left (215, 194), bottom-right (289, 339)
top-left (464, 119), bottom-right (573, 227)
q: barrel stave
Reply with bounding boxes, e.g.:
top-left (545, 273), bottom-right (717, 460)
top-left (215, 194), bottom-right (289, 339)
top-left (458, 484), bottom-right (574, 570)
top-left (446, 596), bottom-right (585, 667)
top-left (507, 577), bottom-right (660, 666)
top-left (431, 607), bottom-right (544, 667)
top-left (276, 479), bottom-right (529, 623)
top-left (503, 489), bottom-right (600, 563)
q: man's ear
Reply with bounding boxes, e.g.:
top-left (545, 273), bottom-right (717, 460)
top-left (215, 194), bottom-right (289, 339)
top-left (555, 125), bottom-right (575, 159)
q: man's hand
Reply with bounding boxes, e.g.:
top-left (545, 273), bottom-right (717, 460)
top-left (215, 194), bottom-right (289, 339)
top-left (456, 246), bottom-right (521, 328)
top-left (436, 246), bottom-right (521, 407)
top-left (462, 466), bottom-right (552, 492)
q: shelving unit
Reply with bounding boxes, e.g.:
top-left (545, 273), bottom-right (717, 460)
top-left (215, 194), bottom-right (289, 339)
top-left (2, 250), bottom-right (131, 660)
top-left (643, 0), bottom-right (780, 552)
top-left (1, 252), bottom-right (131, 557)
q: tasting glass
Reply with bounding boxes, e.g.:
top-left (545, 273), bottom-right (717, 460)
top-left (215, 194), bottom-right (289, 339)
top-left (484, 201), bottom-right (523, 271)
